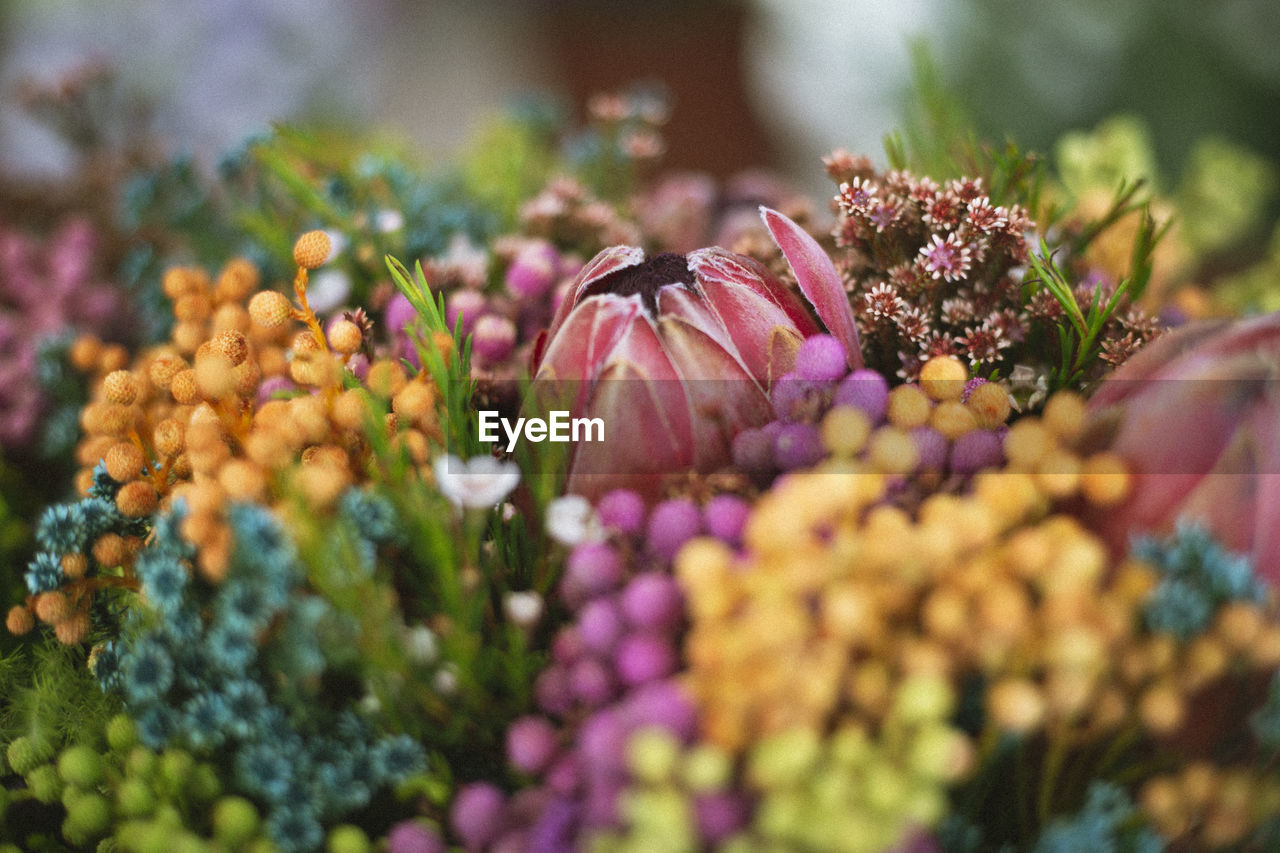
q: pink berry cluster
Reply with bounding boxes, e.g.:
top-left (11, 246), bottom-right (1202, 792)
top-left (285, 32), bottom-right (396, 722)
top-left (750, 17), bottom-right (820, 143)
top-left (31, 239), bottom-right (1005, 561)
top-left (0, 217), bottom-right (131, 449)
top-left (446, 489), bottom-right (752, 851)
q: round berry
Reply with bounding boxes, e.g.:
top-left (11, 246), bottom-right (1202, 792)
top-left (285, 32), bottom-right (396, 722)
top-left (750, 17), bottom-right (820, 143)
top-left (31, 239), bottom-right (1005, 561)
top-left (57, 744), bottom-right (104, 788)
top-left (620, 573), bottom-right (684, 631)
top-left (248, 290), bottom-right (293, 328)
top-left (834, 369), bottom-right (889, 422)
top-left (293, 230), bottom-right (332, 269)
top-left (596, 489), bottom-right (646, 534)
top-left (615, 633), bottom-right (677, 685)
top-left (645, 499), bottom-right (702, 562)
top-left (212, 796), bottom-right (260, 848)
top-left (794, 334), bottom-right (848, 382)
top-left (703, 494), bottom-right (749, 545)
top-left (774, 422), bottom-right (823, 471)
top-left (506, 716), bottom-right (559, 775)
top-left (949, 429), bottom-right (1004, 475)
top-left (911, 426), bottom-right (948, 471)
top-left (450, 783), bottom-right (506, 851)
top-left (578, 598), bottom-right (625, 654)
top-left (386, 820), bottom-right (447, 853)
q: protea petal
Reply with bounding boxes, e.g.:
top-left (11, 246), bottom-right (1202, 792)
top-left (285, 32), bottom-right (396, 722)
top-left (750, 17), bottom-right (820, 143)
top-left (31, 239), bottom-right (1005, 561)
top-left (538, 245), bottom-right (647, 371)
top-left (688, 247), bottom-right (820, 338)
top-left (760, 206), bottom-right (863, 369)
top-left (697, 274), bottom-right (813, 386)
top-left (656, 284), bottom-right (750, 374)
top-left (658, 315), bottom-right (773, 469)
top-left (536, 294), bottom-right (644, 414)
top-left (567, 317), bottom-right (694, 499)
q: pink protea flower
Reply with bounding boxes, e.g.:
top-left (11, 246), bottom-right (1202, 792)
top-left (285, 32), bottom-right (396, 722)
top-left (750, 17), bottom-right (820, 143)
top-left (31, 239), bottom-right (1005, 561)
top-left (1086, 311), bottom-right (1280, 582)
top-left (531, 209), bottom-right (855, 499)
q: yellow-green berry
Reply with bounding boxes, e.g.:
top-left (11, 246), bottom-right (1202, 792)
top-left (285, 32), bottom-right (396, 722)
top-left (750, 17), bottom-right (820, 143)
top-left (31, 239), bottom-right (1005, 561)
top-left (26, 763), bottom-right (64, 803)
top-left (6, 735), bottom-right (54, 775)
top-left (748, 728), bottom-right (821, 789)
top-left (626, 727), bottom-right (682, 785)
top-left (681, 744), bottom-right (732, 792)
top-left (106, 714), bottom-right (139, 752)
top-left (58, 744), bottom-right (105, 789)
top-left (63, 792), bottom-right (111, 843)
top-left (189, 762), bottom-right (222, 802)
top-left (125, 746), bottom-right (156, 779)
top-left (327, 824), bottom-right (372, 853)
top-left (159, 749), bottom-right (195, 792)
top-left (213, 796), bottom-right (261, 848)
top-left (116, 776), bottom-right (157, 817)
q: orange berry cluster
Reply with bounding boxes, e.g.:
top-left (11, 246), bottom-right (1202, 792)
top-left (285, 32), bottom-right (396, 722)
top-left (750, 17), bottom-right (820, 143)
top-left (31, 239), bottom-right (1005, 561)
top-left (65, 232), bottom-right (439, 585)
top-left (1140, 763), bottom-right (1280, 849)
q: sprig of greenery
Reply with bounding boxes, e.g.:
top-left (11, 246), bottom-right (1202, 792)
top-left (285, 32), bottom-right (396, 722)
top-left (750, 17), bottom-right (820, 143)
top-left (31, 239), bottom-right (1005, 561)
top-left (386, 256), bottom-right (481, 461)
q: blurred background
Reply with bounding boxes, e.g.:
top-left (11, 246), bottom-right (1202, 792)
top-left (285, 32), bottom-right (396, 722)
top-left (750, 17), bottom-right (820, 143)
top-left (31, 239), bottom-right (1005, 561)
top-left (3, 0), bottom-right (1277, 194)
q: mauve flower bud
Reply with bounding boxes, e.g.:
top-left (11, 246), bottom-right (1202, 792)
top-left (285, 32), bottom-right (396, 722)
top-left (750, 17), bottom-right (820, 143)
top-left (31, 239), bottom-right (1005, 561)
top-left (450, 783), bottom-right (506, 851)
top-left (795, 334), bottom-right (849, 382)
top-left (506, 715), bottom-right (558, 775)
top-left (835, 369), bottom-right (890, 422)
top-left (505, 239), bottom-right (560, 299)
top-left (445, 290), bottom-right (487, 336)
top-left (596, 489), bottom-right (646, 534)
top-left (646, 498), bottom-right (702, 562)
top-left (472, 315), bottom-right (516, 365)
top-left (386, 821), bottom-right (447, 853)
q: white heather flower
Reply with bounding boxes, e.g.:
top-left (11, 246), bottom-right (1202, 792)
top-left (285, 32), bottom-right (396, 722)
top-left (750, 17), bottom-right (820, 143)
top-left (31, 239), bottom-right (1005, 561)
top-left (434, 454), bottom-right (521, 510)
top-left (306, 269), bottom-right (352, 314)
top-left (503, 591), bottom-right (544, 628)
top-left (403, 625), bottom-right (439, 664)
top-left (545, 494), bottom-right (604, 546)
top-left (375, 208), bottom-right (405, 233)
top-left (360, 691), bottom-right (382, 714)
top-left (433, 665), bottom-right (459, 696)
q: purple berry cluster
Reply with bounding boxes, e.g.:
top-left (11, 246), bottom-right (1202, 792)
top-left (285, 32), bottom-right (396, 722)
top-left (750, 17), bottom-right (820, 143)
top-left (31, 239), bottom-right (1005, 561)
top-left (732, 335), bottom-right (1011, 494)
top-left (446, 489), bottom-right (751, 851)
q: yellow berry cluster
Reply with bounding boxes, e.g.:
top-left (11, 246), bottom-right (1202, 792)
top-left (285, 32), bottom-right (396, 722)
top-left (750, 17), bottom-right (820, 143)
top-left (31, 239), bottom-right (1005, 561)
top-left (64, 232), bottom-right (440, 586)
top-left (678, 391), bottom-right (1279, 807)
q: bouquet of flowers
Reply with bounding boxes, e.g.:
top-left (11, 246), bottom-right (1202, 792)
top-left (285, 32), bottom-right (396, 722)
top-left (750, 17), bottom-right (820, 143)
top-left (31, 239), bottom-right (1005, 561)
top-left (2, 81), bottom-right (1280, 853)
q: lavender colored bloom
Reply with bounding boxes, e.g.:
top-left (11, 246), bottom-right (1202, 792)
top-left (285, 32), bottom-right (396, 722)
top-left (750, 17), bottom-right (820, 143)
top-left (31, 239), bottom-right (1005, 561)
top-left (614, 633), bottom-right (677, 686)
top-left (834, 369), bottom-right (890, 422)
top-left (794, 334), bottom-right (849, 382)
top-left (949, 429), bottom-right (1004, 475)
top-left (774, 422), bottom-right (824, 471)
top-left (451, 783), bottom-right (506, 852)
top-left (911, 426), bottom-right (949, 471)
top-left (507, 716), bottom-right (559, 775)
top-left (704, 494), bottom-right (750, 545)
top-left (596, 489), bottom-right (646, 534)
top-left (620, 572), bottom-right (683, 632)
top-left (645, 498), bottom-right (701, 562)
top-left (386, 820), bottom-right (447, 853)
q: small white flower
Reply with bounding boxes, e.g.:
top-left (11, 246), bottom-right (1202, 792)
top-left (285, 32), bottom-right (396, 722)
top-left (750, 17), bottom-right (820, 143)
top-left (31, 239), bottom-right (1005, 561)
top-left (434, 454), bottom-right (521, 509)
top-left (307, 269), bottom-right (352, 314)
top-left (545, 494), bottom-right (604, 546)
top-left (360, 692), bottom-right (382, 714)
top-left (375, 208), bottom-right (405, 233)
top-left (503, 591), bottom-right (544, 628)
top-left (403, 625), bottom-right (439, 665)
top-left (433, 665), bottom-right (458, 696)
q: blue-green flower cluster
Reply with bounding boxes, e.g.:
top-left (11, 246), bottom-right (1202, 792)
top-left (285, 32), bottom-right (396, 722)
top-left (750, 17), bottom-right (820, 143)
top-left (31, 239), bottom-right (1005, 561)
top-left (26, 467), bottom-right (148, 597)
top-left (1134, 520), bottom-right (1265, 641)
top-left (1034, 782), bottom-right (1163, 853)
top-left (109, 501), bottom-right (425, 853)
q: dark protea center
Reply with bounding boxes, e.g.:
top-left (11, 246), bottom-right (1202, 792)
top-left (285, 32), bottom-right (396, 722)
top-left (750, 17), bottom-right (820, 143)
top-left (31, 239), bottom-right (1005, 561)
top-left (582, 252), bottom-right (696, 315)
